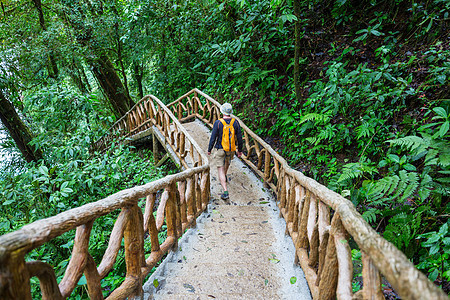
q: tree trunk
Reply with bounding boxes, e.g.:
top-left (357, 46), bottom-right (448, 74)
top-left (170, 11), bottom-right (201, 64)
top-left (0, 92), bottom-right (43, 163)
top-left (61, 8), bottom-right (134, 119)
top-left (133, 61), bottom-right (144, 99)
top-left (293, 0), bottom-right (303, 105)
top-left (68, 58), bottom-right (91, 95)
top-left (90, 56), bottom-right (134, 118)
top-left (31, 0), bottom-right (59, 79)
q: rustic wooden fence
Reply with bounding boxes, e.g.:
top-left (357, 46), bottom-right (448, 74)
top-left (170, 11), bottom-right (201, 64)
top-left (0, 95), bottom-right (210, 299)
top-left (0, 89), bottom-right (447, 299)
top-left (167, 88), bottom-right (447, 300)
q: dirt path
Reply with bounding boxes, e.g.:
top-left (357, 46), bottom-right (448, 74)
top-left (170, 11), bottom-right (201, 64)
top-left (143, 120), bottom-right (312, 299)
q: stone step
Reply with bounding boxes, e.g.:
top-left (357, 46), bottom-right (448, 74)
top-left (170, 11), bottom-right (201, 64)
top-left (153, 293), bottom-right (283, 300)
top-left (153, 274), bottom-right (281, 298)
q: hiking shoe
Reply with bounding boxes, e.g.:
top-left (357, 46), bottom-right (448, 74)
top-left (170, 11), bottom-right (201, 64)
top-left (221, 191), bottom-right (229, 200)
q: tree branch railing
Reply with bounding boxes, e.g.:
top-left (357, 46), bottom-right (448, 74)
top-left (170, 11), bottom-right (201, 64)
top-left (167, 88), bottom-right (447, 300)
top-left (0, 95), bottom-right (210, 299)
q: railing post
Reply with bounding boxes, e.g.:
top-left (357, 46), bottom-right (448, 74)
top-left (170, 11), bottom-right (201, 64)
top-left (264, 151), bottom-right (271, 186)
top-left (193, 91), bottom-right (198, 115)
top-left (124, 204), bottom-right (144, 299)
top-left (0, 251), bottom-right (32, 300)
top-left (166, 182), bottom-right (178, 251)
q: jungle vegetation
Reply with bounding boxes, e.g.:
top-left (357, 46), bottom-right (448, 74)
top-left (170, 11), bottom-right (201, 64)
top-left (0, 0), bottom-right (448, 297)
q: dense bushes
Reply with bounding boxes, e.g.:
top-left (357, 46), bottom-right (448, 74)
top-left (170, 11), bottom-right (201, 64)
top-left (0, 86), bottom-right (166, 298)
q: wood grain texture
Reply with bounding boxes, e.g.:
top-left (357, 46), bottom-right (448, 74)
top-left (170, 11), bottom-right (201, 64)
top-left (59, 221), bottom-right (93, 298)
top-left (27, 261), bottom-right (63, 300)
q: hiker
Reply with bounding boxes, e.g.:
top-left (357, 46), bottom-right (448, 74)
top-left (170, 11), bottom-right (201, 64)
top-left (207, 103), bottom-right (243, 200)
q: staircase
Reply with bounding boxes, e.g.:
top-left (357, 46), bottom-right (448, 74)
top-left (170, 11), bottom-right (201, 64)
top-left (0, 89), bottom-right (447, 300)
top-left (143, 120), bottom-right (311, 299)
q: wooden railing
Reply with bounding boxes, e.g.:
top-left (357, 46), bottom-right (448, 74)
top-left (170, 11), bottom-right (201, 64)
top-left (0, 95), bottom-right (210, 299)
top-left (0, 88), bottom-right (447, 299)
top-left (167, 88), bottom-right (447, 300)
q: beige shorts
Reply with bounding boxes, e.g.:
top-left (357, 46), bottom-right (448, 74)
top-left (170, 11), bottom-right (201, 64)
top-left (213, 149), bottom-right (235, 167)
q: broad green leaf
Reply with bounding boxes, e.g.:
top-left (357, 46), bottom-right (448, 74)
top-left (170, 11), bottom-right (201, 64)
top-left (438, 223), bottom-right (448, 235)
top-left (429, 269), bottom-right (439, 282)
top-left (433, 107), bottom-right (447, 119)
top-left (77, 275), bottom-right (87, 286)
top-left (438, 121), bottom-right (449, 137)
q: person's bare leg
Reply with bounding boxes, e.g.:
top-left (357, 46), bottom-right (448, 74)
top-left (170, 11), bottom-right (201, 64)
top-left (218, 166), bottom-right (227, 191)
top-left (224, 161), bottom-right (230, 182)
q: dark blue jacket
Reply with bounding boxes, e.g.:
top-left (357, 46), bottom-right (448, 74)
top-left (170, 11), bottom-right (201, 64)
top-left (208, 118), bottom-right (243, 153)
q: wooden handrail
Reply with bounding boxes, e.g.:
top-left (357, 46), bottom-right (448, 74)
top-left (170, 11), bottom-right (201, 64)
top-left (167, 88), bottom-right (447, 300)
top-left (1, 88), bottom-right (446, 299)
top-left (0, 94), bottom-right (210, 299)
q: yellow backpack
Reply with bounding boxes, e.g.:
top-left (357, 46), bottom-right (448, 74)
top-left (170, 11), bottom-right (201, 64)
top-left (219, 118), bottom-right (236, 152)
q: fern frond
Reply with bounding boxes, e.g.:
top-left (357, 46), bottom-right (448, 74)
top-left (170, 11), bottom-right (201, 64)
top-left (368, 174), bottom-right (400, 197)
top-left (400, 172), bottom-right (419, 201)
top-left (368, 170), bottom-right (422, 203)
top-left (299, 113), bottom-right (331, 125)
top-left (418, 174), bottom-right (433, 200)
top-left (389, 170), bottom-right (409, 201)
top-left (338, 163), bottom-right (362, 182)
top-left (356, 122), bottom-right (375, 139)
top-left (305, 136), bottom-right (321, 145)
top-left (438, 142), bottom-right (450, 167)
top-left (387, 136), bottom-right (428, 155)
top-left (362, 208), bottom-right (379, 224)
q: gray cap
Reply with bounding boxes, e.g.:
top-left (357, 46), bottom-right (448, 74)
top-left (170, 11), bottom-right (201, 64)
top-left (220, 103), bottom-right (233, 115)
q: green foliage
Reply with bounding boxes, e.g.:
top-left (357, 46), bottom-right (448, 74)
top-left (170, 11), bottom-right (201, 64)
top-left (383, 210), bottom-right (425, 258)
top-left (417, 222), bottom-right (450, 282)
top-left (0, 82), bottom-right (167, 298)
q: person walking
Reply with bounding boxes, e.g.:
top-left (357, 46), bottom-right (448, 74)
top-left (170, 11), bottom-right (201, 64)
top-left (207, 103), bottom-right (243, 200)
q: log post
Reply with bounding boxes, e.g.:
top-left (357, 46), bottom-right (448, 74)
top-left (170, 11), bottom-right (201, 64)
top-left (98, 211), bottom-right (129, 278)
top-left (165, 183), bottom-right (178, 251)
top-left (318, 230), bottom-right (338, 299)
top-left (362, 251), bottom-right (384, 300)
top-left (186, 177), bottom-right (196, 226)
top-left (124, 204), bottom-right (144, 298)
top-left (59, 221), bottom-right (93, 298)
top-left (174, 185), bottom-right (183, 238)
top-left (195, 174), bottom-right (202, 214)
top-left (193, 92), bottom-right (198, 115)
top-left (27, 261), bottom-right (63, 300)
top-left (334, 218), bottom-right (353, 300)
top-left (178, 181), bottom-right (188, 225)
top-left (264, 151), bottom-right (271, 185)
top-left (200, 172), bottom-right (209, 209)
top-left (0, 250), bottom-right (32, 300)
top-left (152, 133), bottom-right (159, 162)
top-left (84, 254), bottom-right (103, 300)
top-left (297, 190), bottom-right (311, 249)
top-left (279, 173), bottom-right (287, 215)
top-left (309, 223), bottom-right (319, 267)
top-left (315, 228), bottom-right (329, 286)
top-left (147, 196), bottom-right (161, 253)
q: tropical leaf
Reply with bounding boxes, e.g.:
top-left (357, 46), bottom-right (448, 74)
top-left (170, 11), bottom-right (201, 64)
top-left (299, 113), bottom-right (331, 125)
top-left (386, 136), bottom-right (428, 155)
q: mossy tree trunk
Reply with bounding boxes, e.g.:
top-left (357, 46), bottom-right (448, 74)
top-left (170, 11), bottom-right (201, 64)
top-left (61, 4), bottom-right (134, 119)
top-left (0, 92), bottom-right (43, 163)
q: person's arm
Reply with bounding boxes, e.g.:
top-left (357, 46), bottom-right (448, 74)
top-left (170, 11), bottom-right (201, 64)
top-left (234, 120), bottom-right (244, 157)
top-left (208, 121), bottom-right (219, 154)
